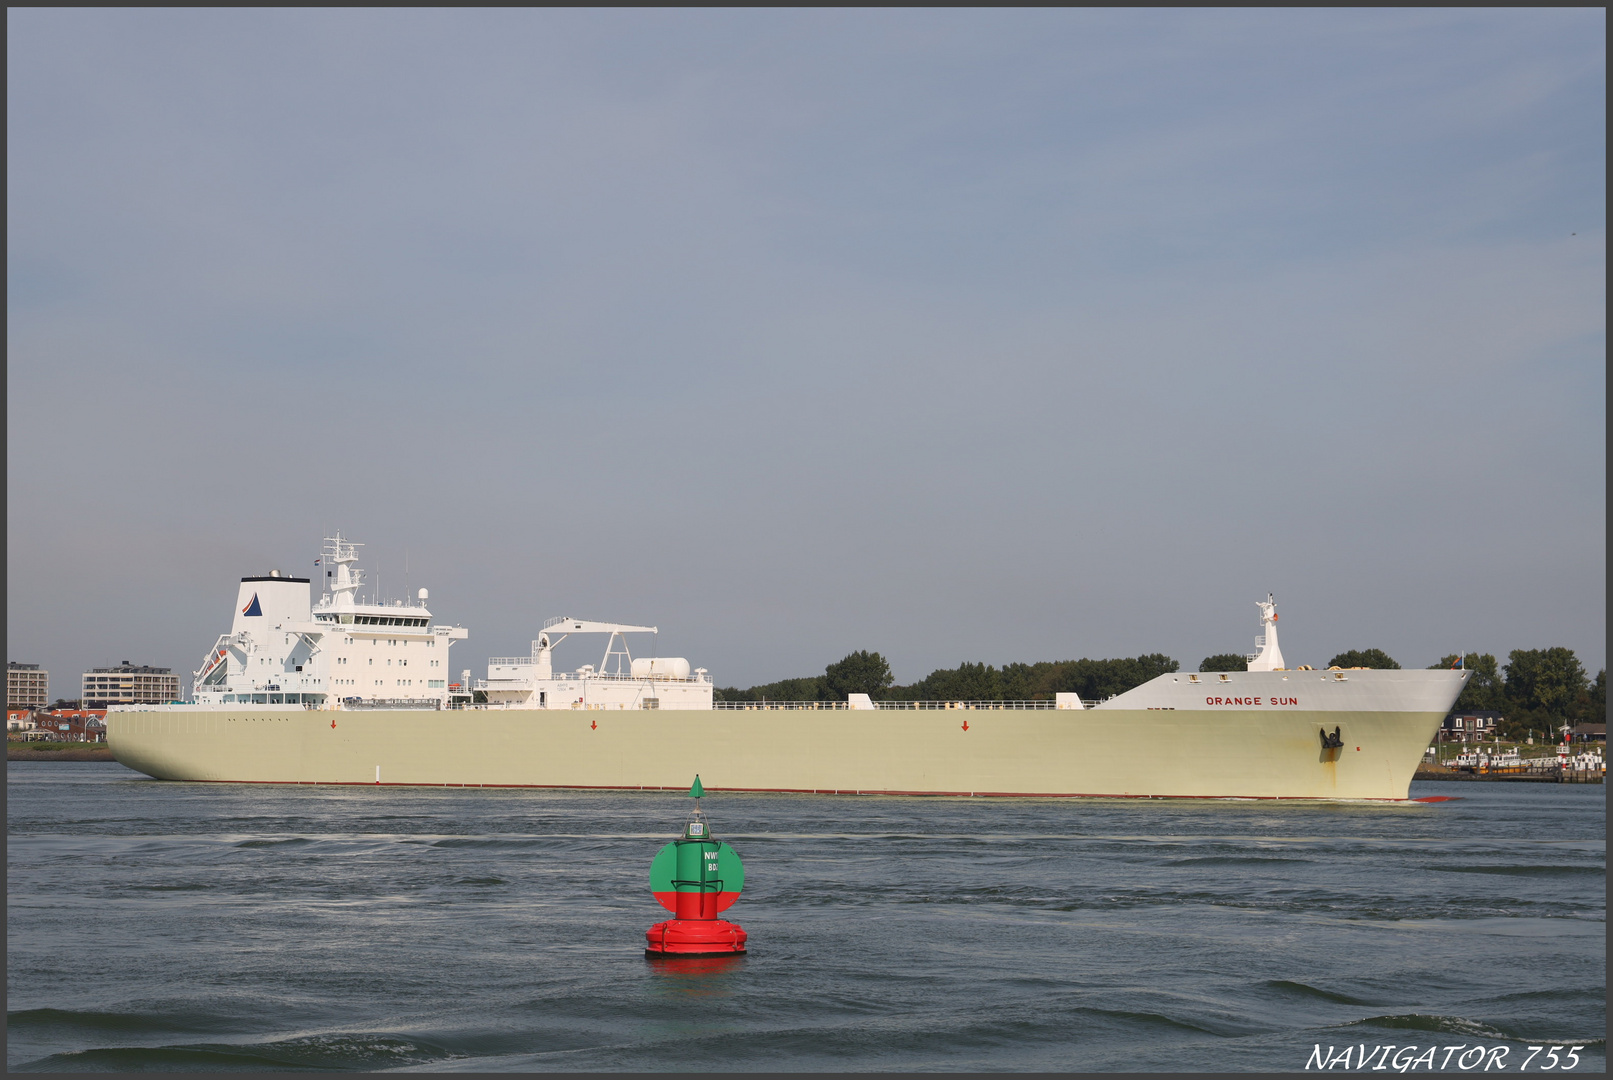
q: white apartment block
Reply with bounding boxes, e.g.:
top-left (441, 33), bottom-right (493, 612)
top-left (8, 663), bottom-right (49, 709)
top-left (82, 663), bottom-right (180, 707)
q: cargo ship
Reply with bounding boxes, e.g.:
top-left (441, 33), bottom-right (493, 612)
top-left (106, 535), bottom-right (1469, 800)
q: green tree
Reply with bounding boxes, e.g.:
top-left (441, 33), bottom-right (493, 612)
top-left (716, 675), bottom-right (829, 702)
top-left (1428, 653), bottom-right (1503, 713)
top-left (1199, 654), bottom-right (1247, 673)
top-left (824, 651), bottom-right (894, 700)
top-left (1559, 668), bottom-right (1607, 725)
top-left (1495, 713), bottom-right (1536, 742)
top-left (1504, 647), bottom-right (1588, 722)
top-left (997, 662), bottom-right (1044, 700)
top-left (882, 654), bottom-right (1178, 703)
top-left (1049, 654), bottom-right (1179, 701)
top-left (916, 661), bottom-right (1003, 701)
top-left (752, 652), bottom-right (1182, 704)
top-left (1327, 649), bottom-right (1400, 670)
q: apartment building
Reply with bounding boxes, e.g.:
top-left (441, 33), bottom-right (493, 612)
top-left (8, 662), bottom-right (49, 709)
top-left (81, 663), bottom-right (180, 707)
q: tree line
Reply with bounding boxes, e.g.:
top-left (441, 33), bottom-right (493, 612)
top-left (719, 646), bottom-right (1606, 735)
top-left (717, 649), bottom-right (1181, 704)
top-left (1428, 649), bottom-right (1604, 738)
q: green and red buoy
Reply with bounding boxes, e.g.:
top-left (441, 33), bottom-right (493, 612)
top-left (645, 776), bottom-right (748, 957)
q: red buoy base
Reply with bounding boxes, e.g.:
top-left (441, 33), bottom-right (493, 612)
top-left (645, 918), bottom-right (747, 956)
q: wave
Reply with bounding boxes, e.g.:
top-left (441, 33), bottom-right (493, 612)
top-left (1166, 855), bottom-right (1312, 866)
top-left (1343, 1013), bottom-right (1611, 1045)
top-left (1073, 1007), bottom-right (1227, 1036)
top-left (8, 1007), bottom-right (236, 1036)
top-left (15, 1033), bottom-right (460, 1073)
top-left (1438, 864), bottom-right (1605, 877)
top-left (1481, 987), bottom-right (1608, 1006)
top-left (1348, 1013), bottom-right (1515, 1039)
top-left (1263, 980), bottom-right (1373, 1006)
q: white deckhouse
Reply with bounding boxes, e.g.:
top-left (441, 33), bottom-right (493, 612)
top-left (191, 533), bottom-right (468, 708)
top-left (478, 618), bottom-right (712, 710)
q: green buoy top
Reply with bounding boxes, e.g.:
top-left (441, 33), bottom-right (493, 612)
top-left (651, 775), bottom-right (745, 914)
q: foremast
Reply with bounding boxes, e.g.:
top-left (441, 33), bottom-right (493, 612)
top-left (1246, 594), bottom-right (1286, 671)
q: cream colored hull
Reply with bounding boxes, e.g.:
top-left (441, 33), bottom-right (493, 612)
top-left (108, 705), bottom-right (1445, 800)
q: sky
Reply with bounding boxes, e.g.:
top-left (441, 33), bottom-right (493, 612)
top-left (7, 9), bottom-right (1606, 698)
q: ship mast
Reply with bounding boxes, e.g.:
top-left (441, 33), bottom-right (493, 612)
top-left (324, 533), bottom-right (364, 613)
top-left (1246, 594), bottom-right (1286, 671)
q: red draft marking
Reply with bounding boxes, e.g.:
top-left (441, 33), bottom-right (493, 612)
top-left (330, 719), bottom-right (337, 729)
top-left (961, 720), bottom-right (969, 731)
top-left (591, 720), bottom-right (597, 730)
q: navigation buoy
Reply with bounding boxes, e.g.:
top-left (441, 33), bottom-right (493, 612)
top-left (645, 775), bottom-right (747, 957)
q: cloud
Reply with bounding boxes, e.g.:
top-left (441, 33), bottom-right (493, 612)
top-left (8, 9), bottom-right (1605, 689)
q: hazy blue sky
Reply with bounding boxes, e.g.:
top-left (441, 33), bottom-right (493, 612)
top-left (8, 9), bottom-right (1605, 695)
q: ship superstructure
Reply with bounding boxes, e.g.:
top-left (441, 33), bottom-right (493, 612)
top-left (478, 619), bottom-right (712, 710)
top-left (191, 534), bottom-right (467, 708)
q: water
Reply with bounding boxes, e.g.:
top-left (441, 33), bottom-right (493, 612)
top-left (7, 763), bottom-right (1605, 1072)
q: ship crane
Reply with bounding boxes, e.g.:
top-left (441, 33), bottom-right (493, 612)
top-left (534, 617), bottom-right (658, 679)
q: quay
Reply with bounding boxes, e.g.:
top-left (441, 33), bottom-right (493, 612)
top-left (7, 741), bottom-right (114, 762)
top-left (1414, 764), bottom-right (1603, 784)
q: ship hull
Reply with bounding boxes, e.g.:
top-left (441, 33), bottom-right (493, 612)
top-left (108, 705), bottom-right (1445, 800)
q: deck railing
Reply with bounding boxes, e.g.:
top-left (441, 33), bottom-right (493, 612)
top-left (712, 699), bottom-right (1096, 710)
top-left (481, 667), bottom-right (707, 683)
top-left (439, 699), bottom-right (1100, 711)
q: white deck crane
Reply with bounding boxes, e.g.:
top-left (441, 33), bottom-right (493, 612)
top-left (533, 616), bottom-right (658, 679)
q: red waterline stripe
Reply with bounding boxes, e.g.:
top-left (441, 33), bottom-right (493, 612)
top-left (155, 778), bottom-right (1426, 802)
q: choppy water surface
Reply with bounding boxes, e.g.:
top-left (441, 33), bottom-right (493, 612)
top-left (7, 763), bottom-right (1605, 1072)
